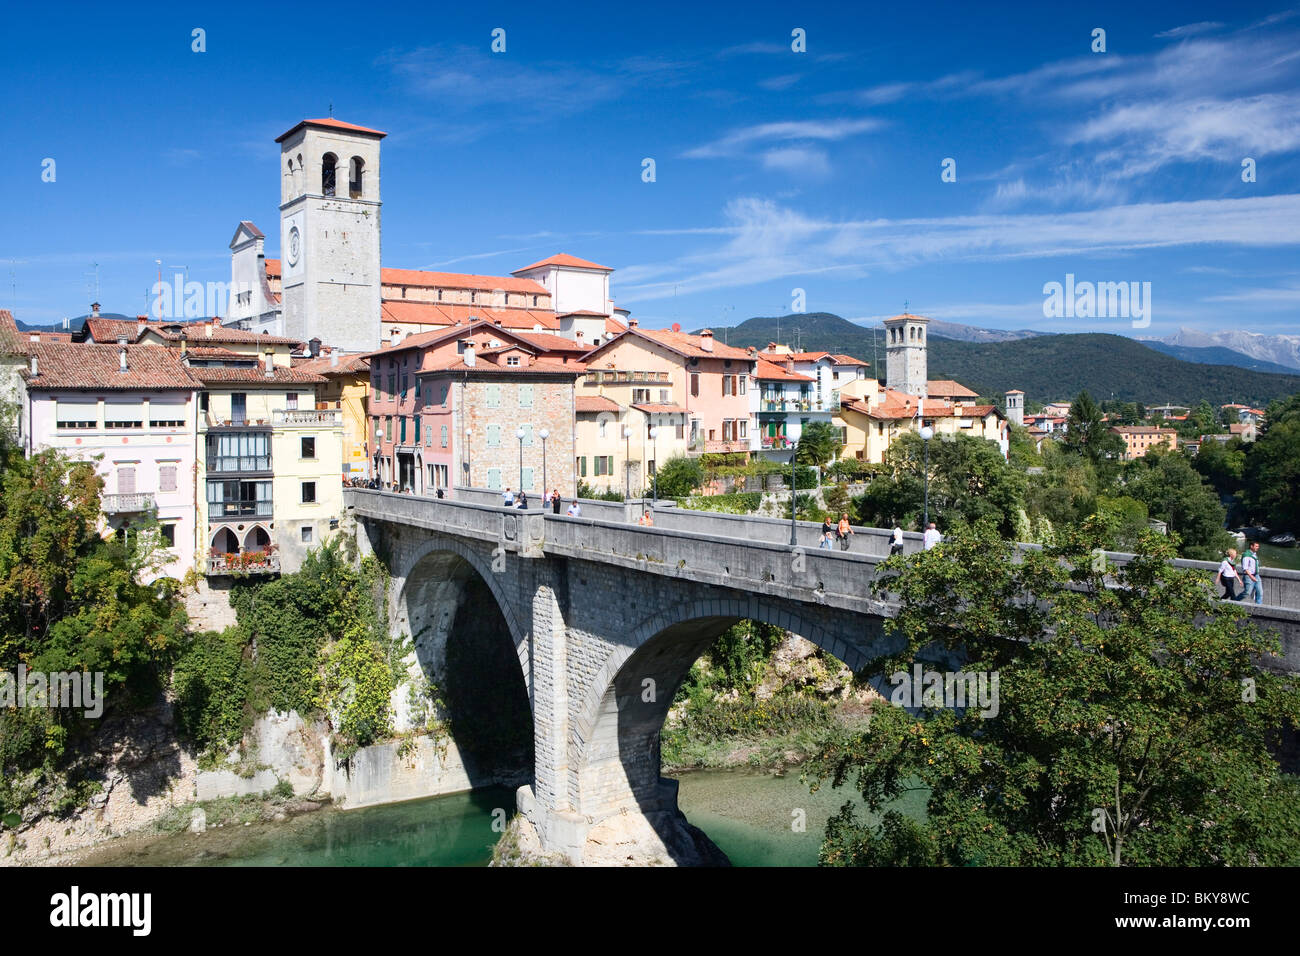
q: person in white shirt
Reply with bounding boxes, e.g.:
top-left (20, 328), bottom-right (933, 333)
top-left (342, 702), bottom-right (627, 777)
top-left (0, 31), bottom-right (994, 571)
top-left (923, 522), bottom-right (942, 550)
top-left (1240, 541), bottom-right (1263, 605)
top-left (1216, 548), bottom-right (1241, 601)
top-left (890, 521), bottom-right (905, 556)
top-left (502, 487), bottom-right (514, 507)
top-left (566, 501), bottom-right (582, 517)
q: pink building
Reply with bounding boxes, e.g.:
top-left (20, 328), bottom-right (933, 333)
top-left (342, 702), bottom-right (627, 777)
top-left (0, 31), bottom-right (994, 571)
top-left (19, 338), bottom-right (200, 581)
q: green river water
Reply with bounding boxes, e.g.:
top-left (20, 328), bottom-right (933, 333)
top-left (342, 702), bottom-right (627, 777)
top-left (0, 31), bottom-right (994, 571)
top-left (83, 769), bottom-right (925, 867)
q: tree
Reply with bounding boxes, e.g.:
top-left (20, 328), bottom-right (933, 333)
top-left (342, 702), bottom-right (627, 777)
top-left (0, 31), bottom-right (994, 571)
top-left (853, 432), bottom-right (1026, 536)
top-left (796, 421), bottom-right (841, 467)
top-left (1123, 448), bottom-right (1233, 559)
top-left (1062, 390), bottom-right (1123, 467)
top-left (1242, 393), bottom-right (1300, 532)
top-left (809, 519), bottom-right (1300, 866)
top-left (654, 455), bottom-right (705, 498)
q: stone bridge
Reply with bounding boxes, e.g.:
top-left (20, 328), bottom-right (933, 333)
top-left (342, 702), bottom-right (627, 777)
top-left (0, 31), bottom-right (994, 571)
top-left (346, 488), bottom-right (1300, 864)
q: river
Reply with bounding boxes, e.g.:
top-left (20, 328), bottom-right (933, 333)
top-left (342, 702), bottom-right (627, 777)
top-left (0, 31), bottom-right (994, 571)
top-left (81, 769), bottom-right (924, 867)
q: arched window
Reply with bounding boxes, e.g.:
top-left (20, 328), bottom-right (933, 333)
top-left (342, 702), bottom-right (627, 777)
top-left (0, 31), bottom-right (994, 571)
top-left (322, 153), bottom-right (338, 196)
top-left (349, 156), bottom-right (365, 198)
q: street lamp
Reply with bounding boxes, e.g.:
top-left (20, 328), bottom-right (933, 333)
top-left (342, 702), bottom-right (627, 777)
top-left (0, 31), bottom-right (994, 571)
top-left (539, 427), bottom-right (549, 498)
top-left (649, 426), bottom-right (660, 506)
top-left (464, 426), bottom-right (472, 489)
top-left (919, 425), bottom-right (934, 529)
top-left (622, 424), bottom-right (631, 500)
top-left (789, 450), bottom-right (798, 546)
top-left (515, 426), bottom-right (526, 497)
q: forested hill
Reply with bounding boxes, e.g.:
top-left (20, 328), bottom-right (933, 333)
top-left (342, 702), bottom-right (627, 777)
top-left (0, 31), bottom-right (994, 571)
top-left (711, 314), bottom-right (1300, 406)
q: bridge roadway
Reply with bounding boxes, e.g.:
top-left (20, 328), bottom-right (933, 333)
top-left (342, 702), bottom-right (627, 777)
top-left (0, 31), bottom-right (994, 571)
top-left (345, 487), bottom-right (1300, 864)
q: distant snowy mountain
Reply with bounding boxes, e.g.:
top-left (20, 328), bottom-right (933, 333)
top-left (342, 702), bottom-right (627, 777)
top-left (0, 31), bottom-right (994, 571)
top-left (1157, 327), bottom-right (1300, 372)
top-left (922, 320), bottom-right (1045, 343)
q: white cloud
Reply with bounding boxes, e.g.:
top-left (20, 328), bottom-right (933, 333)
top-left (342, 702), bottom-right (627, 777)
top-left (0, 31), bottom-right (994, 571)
top-left (683, 118), bottom-right (881, 159)
top-left (1154, 22), bottom-right (1225, 39)
top-left (761, 147), bottom-right (831, 177)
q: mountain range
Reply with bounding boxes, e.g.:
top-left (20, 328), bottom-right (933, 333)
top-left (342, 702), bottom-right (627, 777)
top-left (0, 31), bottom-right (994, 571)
top-left (709, 313), bottom-right (1300, 407)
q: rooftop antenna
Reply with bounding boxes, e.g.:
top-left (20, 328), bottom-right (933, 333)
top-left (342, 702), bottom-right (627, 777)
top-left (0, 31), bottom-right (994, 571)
top-left (903, 298), bottom-right (909, 314)
top-left (328, 101), bottom-right (333, 117)
top-left (84, 262), bottom-right (100, 306)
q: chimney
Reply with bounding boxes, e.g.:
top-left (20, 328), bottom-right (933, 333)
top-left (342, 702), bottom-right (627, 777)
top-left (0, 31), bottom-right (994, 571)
top-left (117, 334), bottom-right (128, 347)
top-left (628, 318), bottom-right (638, 328)
top-left (29, 354), bottom-right (37, 377)
top-left (390, 327), bottom-right (401, 346)
top-left (119, 347), bottom-right (128, 372)
top-left (91, 302), bottom-right (101, 317)
top-left (137, 315), bottom-right (147, 327)
top-left (179, 331), bottom-right (188, 357)
top-left (330, 352), bottom-right (339, 367)
top-left (62, 317), bottom-right (70, 331)
top-left (309, 337), bottom-right (321, 358)
top-left (264, 348), bottom-right (274, 377)
top-left (494, 318), bottom-right (502, 327)
top-left (28, 331), bottom-right (38, 344)
top-left (699, 329), bottom-right (714, 352)
top-left (575, 330), bottom-right (584, 344)
top-left (464, 342), bottom-right (476, 367)
top-left (205, 319), bottom-right (214, 339)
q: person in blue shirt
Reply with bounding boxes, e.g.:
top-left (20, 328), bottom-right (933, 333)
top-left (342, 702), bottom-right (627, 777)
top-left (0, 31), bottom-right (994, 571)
top-left (1240, 541), bottom-right (1263, 604)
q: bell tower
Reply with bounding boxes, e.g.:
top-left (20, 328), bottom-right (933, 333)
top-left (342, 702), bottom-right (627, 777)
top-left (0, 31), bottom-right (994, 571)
top-left (276, 118), bottom-right (385, 352)
top-left (883, 312), bottom-right (929, 398)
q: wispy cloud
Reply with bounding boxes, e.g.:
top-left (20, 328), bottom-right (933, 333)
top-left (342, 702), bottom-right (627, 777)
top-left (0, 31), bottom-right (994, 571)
top-left (1155, 22), bottom-right (1225, 39)
top-left (683, 118), bottom-right (881, 159)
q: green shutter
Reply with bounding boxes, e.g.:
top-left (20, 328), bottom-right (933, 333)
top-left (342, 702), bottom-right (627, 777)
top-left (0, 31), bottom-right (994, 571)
top-left (486, 468), bottom-right (502, 489)
top-left (579, 457), bottom-right (587, 477)
top-left (486, 384), bottom-right (501, 408)
top-left (486, 424), bottom-right (501, 447)
top-left (521, 423), bottom-right (533, 446)
top-left (519, 384), bottom-right (533, 408)
top-left (522, 466), bottom-right (534, 490)
top-left (440, 425), bottom-right (448, 448)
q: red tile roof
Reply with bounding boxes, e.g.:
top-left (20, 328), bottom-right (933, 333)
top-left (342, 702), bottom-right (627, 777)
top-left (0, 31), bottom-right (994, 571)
top-left (22, 343), bottom-right (200, 390)
top-left (381, 267), bottom-right (547, 295)
top-left (576, 395), bottom-right (621, 413)
top-left (84, 317), bottom-right (302, 347)
top-left (380, 301), bottom-right (560, 330)
top-left (632, 403), bottom-right (688, 414)
top-left (295, 353), bottom-right (371, 375)
top-left (192, 365), bottom-right (326, 385)
top-left (514, 254), bottom-right (613, 273)
top-left (620, 328), bottom-right (754, 361)
top-left (755, 358), bottom-right (815, 382)
top-left (276, 118), bottom-right (387, 142)
top-left (511, 331), bottom-right (591, 353)
top-left (829, 353), bottom-right (869, 366)
top-left (927, 379), bottom-right (979, 399)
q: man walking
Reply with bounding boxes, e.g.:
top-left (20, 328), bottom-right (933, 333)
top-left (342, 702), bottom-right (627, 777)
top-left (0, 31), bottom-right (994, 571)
top-left (836, 513), bottom-right (854, 551)
top-left (1240, 541), bottom-right (1263, 605)
top-left (566, 500), bottom-right (582, 517)
top-left (889, 519), bottom-right (905, 556)
top-left (923, 522), bottom-right (942, 550)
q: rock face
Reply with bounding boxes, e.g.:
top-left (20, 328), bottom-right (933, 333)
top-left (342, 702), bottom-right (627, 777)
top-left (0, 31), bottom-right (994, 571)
top-left (498, 809), bottom-right (729, 867)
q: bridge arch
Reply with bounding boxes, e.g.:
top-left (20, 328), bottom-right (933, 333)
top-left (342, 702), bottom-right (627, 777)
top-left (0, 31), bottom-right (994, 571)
top-left (569, 595), bottom-right (895, 824)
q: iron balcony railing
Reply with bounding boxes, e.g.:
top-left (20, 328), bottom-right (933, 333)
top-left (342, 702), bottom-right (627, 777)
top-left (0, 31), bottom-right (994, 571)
top-left (207, 552), bottom-right (280, 576)
top-left (102, 492), bottom-right (156, 513)
top-left (272, 409), bottom-right (342, 425)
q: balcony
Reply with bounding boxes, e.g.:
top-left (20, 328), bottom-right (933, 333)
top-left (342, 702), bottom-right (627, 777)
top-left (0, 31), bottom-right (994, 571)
top-left (208, 501), bottom-right (274, 521)
top-left (207, 551), bottom-right (280, 576)
top-left (760, 398), bottom-right (823, 413)
top-left (273, 409), bottom-right (342, 426)
top-left (205, 414), bottom-right (273, 429)
top-left (704, 440), bottom-right (749, 453)
top-left (207, 455), bottom-right (271, 474)
top-left (102, 492), bottom-right (156, 514)
top-left (761, 436), bottom-right (792, 449)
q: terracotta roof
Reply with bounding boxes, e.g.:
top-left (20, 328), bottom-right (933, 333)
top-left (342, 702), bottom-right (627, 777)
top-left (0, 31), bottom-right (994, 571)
top-left (511, 331), bottom-right (591, 353)
top-left (632, 403), bottom-right (688, 414)
top-left (926, 379), bottom-right (979, 399)
top-left (192, 365), bottom-right (326, 385)
top-left (514, 253), bottom-right (613, 273)
top-left (22, 343), bottom-right (200, 390)
top-left (1110, 425), bottom-right (1177, 435)
top-left (829, 353), bottom-right (869, 366)
top-left (83, 317), bottom-right (302, 347)
top-left (365, 320), bottom-right (564, 361)
top-left (183, 346), bottom-right (245, 360)
top-left (0, 310), bottom-right (22, 353)
top-left (576, 395), bottom-right (621, 413)
top-left (605, 316), bottom-right (627, 336)
top-left (296, 352), bottom-right (371, 375)
top-left (755, 358), bottom-right (815, 382)
top-left (380, 301), bottom-right (560, 330)
top-left (786, 351), bottom-right (831, 362)
top-left (276, 118), bottom-right (387, 142)
top-left (381, 268), bottom-right (547, 295)
top-left (557, 310), bottom-right (609, 318)
top-left (1006, 389), bottom-right (1025, 395)
top-left (621, 328), bottom-right (754, 361)
top-left (265, 258), bottom-right (282, 277)
top-left (237, 220), bottom-right (265, 239)
top-left (1228, 423), bottom-right (1252, 434)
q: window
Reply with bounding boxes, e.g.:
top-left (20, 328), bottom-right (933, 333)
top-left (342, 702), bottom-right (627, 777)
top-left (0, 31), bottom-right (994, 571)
top-left (506, 356), bottom-right (520, 367)
top-left (659, 389), bottom-right (670, 402)
top-left (414, 415), bottom-right (420, 445)
top-left (486, 467), bottom-right (502, 489)
top-left (207, 431), bottom-right (271, 472)
top-left (301, 526), bottom-right (314, 544)
top-left (160, 464), bottom-right (177, 492)
top-left (739, 375), bottom-right (747, 395)
top-left (675, 423), bottom-right (684, 440)
top-left (301, 436), bottom-right (316, 459)
top-left (117, 467), bottom-right (136, 494)
top-left (105, 401), bottom-right (144, 429)
top-left (723, 376), bottom-right (731, 397)
top-left (633, 388), bottom-right (650, 404)
top-left (400, 417), bottom-right (407, 443)
top-left (518, 384), bottom-right (533, 408)
top-left (595, 456), bottom-right (608, 476)
top-left (578, 456), bottom-right (587, 477)
top-left (231, 393), bottom-right (247, 424)
top-left (723, 420), bottom-right (733, 442)
top-left (456, 340), bottom-right (466, 354)
top-left (200, 393), bottom-right (210, 413)
top-left (150, 397), bottom-right (186, 428)
top-left (690, 373), bottom-right (700, 397)
top-left (485, 384), bottom-right (501, 408)
top-left (301, 481), bottom-right (317, 504)
top-left (287, 392), bottom-right (298, 410)
top-left (387, 374), bottom-right (396, 398)
top-left (439, 384), bottom-right (448, 406)
top-left (739, 420), bottom-right (747, 439)
top-left (486, 424), bottom-right (501, 447)
top-left (385, 417), bottom-right (392, 441)
top-left (160, 524), bottom-right (176, 548)
top-left (520, 424), bottom-right (533, 446)
top-left (522, 466), bottom-right (534, 490)
top-left (440, 425), bottom-right (448, 448)
top-left (322, 152), bottom-right (337, 196)
top-left (598, 419), bottom-right (607, 438)
top-left (349, 156), bottom-right (364, 198)
top-left (56, 399), bottom-right (98, 429)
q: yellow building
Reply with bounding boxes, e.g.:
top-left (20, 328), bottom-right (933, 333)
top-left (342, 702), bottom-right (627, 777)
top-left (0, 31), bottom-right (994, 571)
top-left (574, 394), bottom-right (691, 497)
top-left (835, 378), bottom-right (1008, 464)
top-left (193, 351), bottom-right (344, 576)
top-left (1109, 425), bottom-right (1177, 460)
top-left (296, 349), bottom-right (371, 478)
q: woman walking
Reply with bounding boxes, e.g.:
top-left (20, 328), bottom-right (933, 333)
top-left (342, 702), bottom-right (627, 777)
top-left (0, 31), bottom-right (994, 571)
top-left (1216, 548), bottom-right (1241, 600)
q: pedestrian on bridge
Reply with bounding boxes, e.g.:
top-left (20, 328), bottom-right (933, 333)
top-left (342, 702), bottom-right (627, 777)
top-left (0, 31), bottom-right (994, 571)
top-left (1241, 541), bottom-right (1263, 605)
top-left (923, 522), bottom-right (943, 550)
top-left (502, 487), bottom-right (514, 507)
top-left (551, 489), bottom-right (562, 514)
top-left (567, 500), bottom-right (582, 517)
top-left (837, 513), bottom-right (854, 551)
top-left (1216, 548), bottom-right (1242, 601)
top-left (516, 490), bottom-right (529, 509)
top-left (889, 520), bottom-right (905, 556)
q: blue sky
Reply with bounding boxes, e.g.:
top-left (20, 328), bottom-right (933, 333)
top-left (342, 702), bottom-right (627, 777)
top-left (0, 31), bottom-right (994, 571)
top-left (2, 1), bottom-right (1298, 340)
